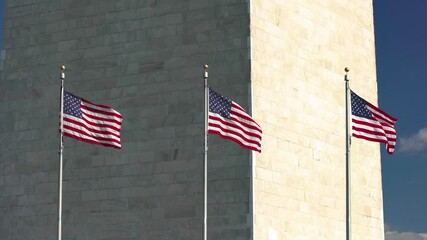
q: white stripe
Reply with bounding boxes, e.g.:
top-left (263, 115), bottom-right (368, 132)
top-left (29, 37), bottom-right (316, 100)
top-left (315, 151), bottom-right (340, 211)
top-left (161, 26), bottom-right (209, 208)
top-left (352, 123), bottom-right (386, 135)
top-left (208, 125), bottom-right (261, 151)
top-left (64, 115), bottom-right (121, 141)
top-left (209, 113), bottom-right (262, 140)
top-left (210, 111), bottom-right (262, 137)
top-left (231, 105), bottom-right (262, 132)
top-left (367, 105), bottom-right (397, 124)
top-left (382, 125), bottom-right (396, 133)
top-left (352, 115), bottom-right (380, 126)
top-left (352, 116), bottom-right (396, 140)
top-left (352, 124), bottom-right (396, 145)
top-left (82, 103), bottom-right (123, 124)
top-left (63, 129), bottom-right (121, 148)
top-left (375, 117), bottom-right (394, 126)
top-left (208, 119), bottom-right (262, 143)
top-left (83, 101), bottom-right (122, 116)
top-left (81, 109), bottom-right (122, 130)
top-left (352, 121), bottom-right (385, 135)
top-left (352, 130), bottom-right (388, 142)
top-left (64, 122), bottom-right (121, 143)
top-left (66, 114), bottom-right (121, 136)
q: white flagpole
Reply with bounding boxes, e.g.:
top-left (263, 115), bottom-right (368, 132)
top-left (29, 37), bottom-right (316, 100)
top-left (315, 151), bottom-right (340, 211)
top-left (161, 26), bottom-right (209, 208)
top-left (344, 67), bottom-right (351, 240)
top-left (203, 64), bottom-right (209, 240)
top-left (58, 65), bottom-right (65, 240)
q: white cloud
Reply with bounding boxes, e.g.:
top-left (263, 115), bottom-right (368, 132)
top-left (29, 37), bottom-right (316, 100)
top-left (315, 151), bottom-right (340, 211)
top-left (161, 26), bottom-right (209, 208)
top-left (385, 225), bottom-right (427, 240)
top-left (386, 230), bottom-right (427, 240)
top-left (399, 128), bottom-right (427, 152)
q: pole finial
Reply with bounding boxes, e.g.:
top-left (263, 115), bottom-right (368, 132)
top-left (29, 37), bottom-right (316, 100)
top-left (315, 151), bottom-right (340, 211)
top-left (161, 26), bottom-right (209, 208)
top-left (203, 64), bottom-right (208, 78)
top-left (60, 65), bottom-right (66, 80)
top-left (344, 67), bottom-right (349, 82)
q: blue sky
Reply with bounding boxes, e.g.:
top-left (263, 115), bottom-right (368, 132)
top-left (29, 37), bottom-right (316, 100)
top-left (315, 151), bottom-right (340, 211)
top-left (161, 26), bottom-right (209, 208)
top-left (0, 0), bottom-right (426, 239)
top-left (374, 0), bottom-right (427, 237)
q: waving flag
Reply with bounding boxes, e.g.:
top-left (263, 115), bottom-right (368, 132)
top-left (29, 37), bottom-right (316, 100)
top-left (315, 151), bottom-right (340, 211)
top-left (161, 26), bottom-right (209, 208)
top-left (62, 91), bottom-right (123, 149)
top-left (351, 90), bottom-right (397, 154)
top-left (208, 88), bottom-right (262, 152)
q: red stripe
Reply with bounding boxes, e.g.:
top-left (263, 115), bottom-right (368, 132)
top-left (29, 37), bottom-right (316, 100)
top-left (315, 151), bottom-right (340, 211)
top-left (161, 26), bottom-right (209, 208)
top-left (209, 115), bottom-right (262, 139)
top-left (371, 116), bottom-right (395, 130)
top-left (352, 127), bottom-right (396, 142)
top-left (353, 132), bottom-right (396, 154)
top-left (63, 132), bottom-right (121, 149)
top-left (352, 132), bottom-right (396, 153)
top-left (81, 98), bottom-right (123, 116)
top-left (352, 118), bottom-right (382, 129)
top-left (352, 119), bottom-right (396, 140)
top-left (81, 115), bottom-right (121, 133)
top-left (367, 102), bottom-right (398, 122)
top-left (208, 121), bottom-right (262, 146)
top-left (231, 104), bottom-right (262, 130)
top-left (352, 133), bottom-right (388, 144)
top-left (352, 125), bottom-right (386, 137)
top-left (64, 116), bottom-right (121, 138)
top-left (63, 124), bottom-right (121, 145)
top-left (208, 129), bottom-right (261, 152)
top-left (208, 123), bottom-right (262, 148)
top-left (387, 146), bottom-right (396, 152)
top-left (230, 111), bottom-right (262, 132)
top-left (81, 106), bottom-right (123, 124)
top-left (82, 105), bottom-right (123, 119)
top-left (83, 111), bottom-right (123, 126)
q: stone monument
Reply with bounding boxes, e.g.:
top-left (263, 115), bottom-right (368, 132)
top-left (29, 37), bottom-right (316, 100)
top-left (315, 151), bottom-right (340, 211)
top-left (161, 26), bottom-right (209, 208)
top-left (0, 0), bottom-right (383, 239)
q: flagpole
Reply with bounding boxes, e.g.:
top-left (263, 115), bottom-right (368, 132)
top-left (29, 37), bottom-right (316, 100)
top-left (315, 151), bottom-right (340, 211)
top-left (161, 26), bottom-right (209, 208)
top-left (344, 67), bottom-right (351, 240)
top-left (58, 65), bottom-right (65, 240)
top-left (203, 64), bottom-right (209, 240)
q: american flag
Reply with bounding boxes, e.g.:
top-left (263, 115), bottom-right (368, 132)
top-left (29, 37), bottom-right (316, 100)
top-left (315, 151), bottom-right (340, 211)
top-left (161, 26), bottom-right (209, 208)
top-left (208, 88), bottom-right (262, 152)
top-left (62, 91), bottom-right (123, 149)
top-left (351, 90), bottom-right (397, 154)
